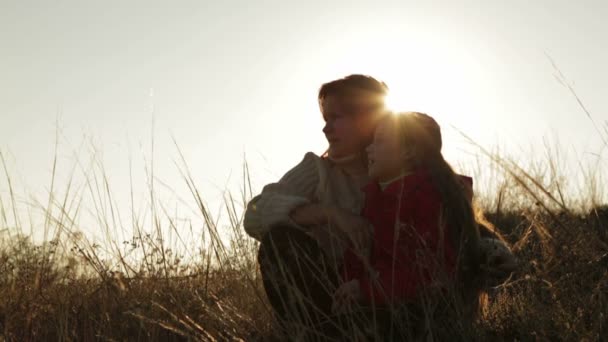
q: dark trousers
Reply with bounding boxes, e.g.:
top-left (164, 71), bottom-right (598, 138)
top-left (258, 226), bottom-right (340, 334)
top-left (258, 226), bottom-right (395, 340)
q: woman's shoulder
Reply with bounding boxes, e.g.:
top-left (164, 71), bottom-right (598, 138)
top-left (296, 152), bottom-right (327, 170)
top-left (285, 151), bottom-right (322, 168)
top-left (299, 151), bottom-right (335, 170)
top-left (302, 151), bottom-right (323, 162)
top-left (279, 152), bottom-right (329, 183)
top-left (280, 152), bottom-right (322, 178)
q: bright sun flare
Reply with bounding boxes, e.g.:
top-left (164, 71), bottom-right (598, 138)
top-left (324, 33), bottom-right (492, 130)
top-left (316, 32), bottom-right (500, 163)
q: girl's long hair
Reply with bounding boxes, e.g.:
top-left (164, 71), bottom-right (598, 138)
top-left (391, 112), bottom-right (482, 282)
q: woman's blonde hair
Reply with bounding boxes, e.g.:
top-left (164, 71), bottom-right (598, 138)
top-left (318, 75), bottom-right (389, 159)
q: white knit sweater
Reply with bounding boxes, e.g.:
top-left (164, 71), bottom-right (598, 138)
top-left (244, 152), bottom-right (369, 262)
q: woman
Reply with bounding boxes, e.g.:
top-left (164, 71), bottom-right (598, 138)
top-left (244, 75), bottom-right (515, 333)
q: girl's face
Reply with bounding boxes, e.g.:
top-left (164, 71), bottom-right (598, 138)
top-left (366, 118), bottom-right (413, 182)
top-left (321, 94), bottom-right (384, 160)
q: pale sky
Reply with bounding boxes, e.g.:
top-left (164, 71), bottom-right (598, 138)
top-left (1, 1), bottom-right (607, 243)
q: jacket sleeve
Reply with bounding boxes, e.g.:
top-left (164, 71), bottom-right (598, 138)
top-left (243, 152), bottom-right (320, 240)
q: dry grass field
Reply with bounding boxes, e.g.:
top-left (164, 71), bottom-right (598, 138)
top-left (1, 118), bottom-right (606, 341)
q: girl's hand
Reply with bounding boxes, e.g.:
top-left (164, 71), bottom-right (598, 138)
top-left (332, 280), bottom-right (361, 314)
top-left (329, 208), bottom-right (372, 253)
top-left (480, 238), bottom-right (518, 284)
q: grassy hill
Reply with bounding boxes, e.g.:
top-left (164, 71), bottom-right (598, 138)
top-left (0, 145), bottom-right (606, 341)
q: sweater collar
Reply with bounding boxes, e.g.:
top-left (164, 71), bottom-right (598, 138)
top-left (327, 152), bottom-right (368, 178)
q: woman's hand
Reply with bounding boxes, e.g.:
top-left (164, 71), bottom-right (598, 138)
top-left (328, 207), bottom-right (373, 253)
top-left (332, 280), bottom-right (361, 314)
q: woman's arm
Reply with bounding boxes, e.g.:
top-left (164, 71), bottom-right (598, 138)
top-left (243, 153), bottom-right (319, 240)
top-left (290, 203), bottom-right (331, 226)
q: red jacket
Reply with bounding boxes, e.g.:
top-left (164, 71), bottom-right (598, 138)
top-left (342, 169), bottom-right (473, 305)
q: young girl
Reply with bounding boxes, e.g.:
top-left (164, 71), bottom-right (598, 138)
top-left (333, 111), bottom-right (482, 311)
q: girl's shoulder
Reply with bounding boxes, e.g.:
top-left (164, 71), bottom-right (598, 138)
top-left (458, 174), bottom-right (473, 187)
top-left (410, 170), bottom-right (474, 204)
top-left (409, 169), bottom-right (473, 189)
top-left (403, 168), bottom-right (434, 190)
top-left (373, 169), bottom-right (434, 197)
top-left (393, 170), bottom-right (442, 208)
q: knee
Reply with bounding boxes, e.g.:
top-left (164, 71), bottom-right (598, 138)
top-left (260, 226), bottom-right (295, 252)
top-left (259, 226), bottom-right (302, 263)
top-left (260, 226), bottom-right (312, 251)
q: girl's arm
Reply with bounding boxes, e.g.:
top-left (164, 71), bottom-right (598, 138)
top-left (459, 174), bottom-right (517, 281)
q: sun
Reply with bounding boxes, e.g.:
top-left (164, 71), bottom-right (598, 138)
top-left (384, 91), bottom-right (410, 114)
top-left (322, 32), bottom-right (489, 130)
top-left (323, 33), bottom-right (496, 159)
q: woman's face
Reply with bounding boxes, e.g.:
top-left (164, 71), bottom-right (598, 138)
top-left (321, 93), bottom-right (384, 160)
top-left (366, 117), bottom-right (412, 182)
